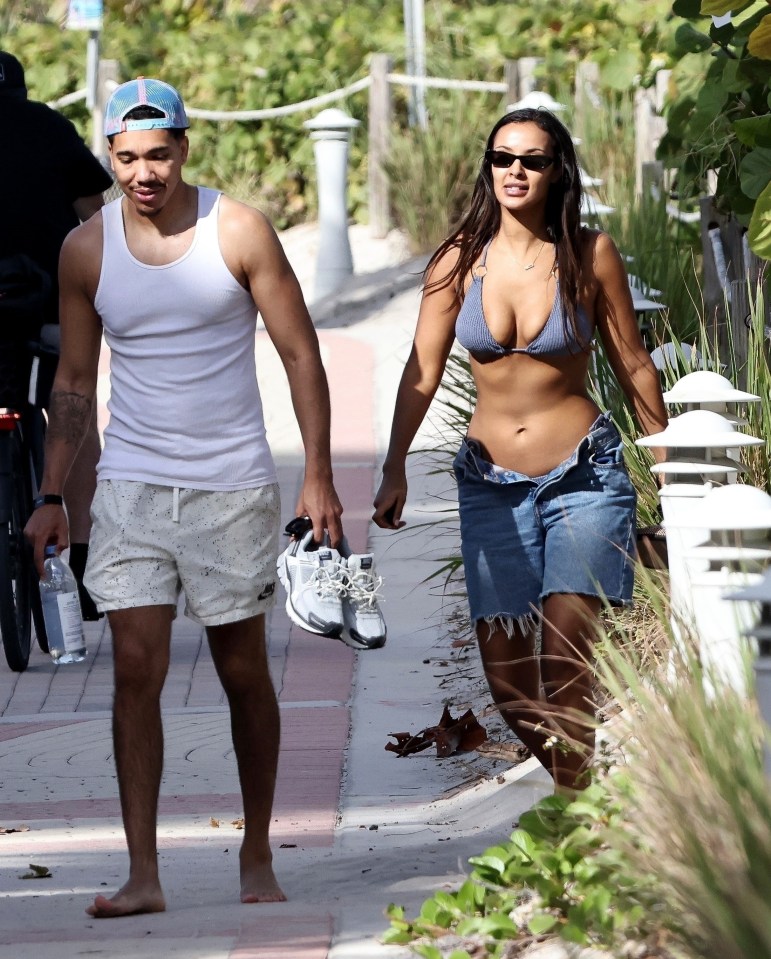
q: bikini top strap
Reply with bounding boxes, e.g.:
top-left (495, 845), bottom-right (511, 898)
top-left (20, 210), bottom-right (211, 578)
top-left (473, 239), bottom-right (492, 279)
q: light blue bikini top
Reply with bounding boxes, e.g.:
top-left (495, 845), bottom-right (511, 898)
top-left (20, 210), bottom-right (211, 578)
top-left (455, 242), bottom-right (594, 359)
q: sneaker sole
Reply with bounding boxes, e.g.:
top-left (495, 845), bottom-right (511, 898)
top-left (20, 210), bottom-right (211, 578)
top-left (276, 554), bottom-right (344, 639)
top-left (341, 630), bottom-right (387, 651)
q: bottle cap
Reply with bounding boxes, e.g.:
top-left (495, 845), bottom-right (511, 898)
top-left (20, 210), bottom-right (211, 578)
top-left (44, 545), bottom-right (58, 558)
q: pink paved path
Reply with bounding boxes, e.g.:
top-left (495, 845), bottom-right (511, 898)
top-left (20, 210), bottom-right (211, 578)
top-left (0, 330), bottom-right (376, 958)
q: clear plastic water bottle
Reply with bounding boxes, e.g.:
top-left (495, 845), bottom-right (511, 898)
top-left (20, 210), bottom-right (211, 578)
top-left (39, 546), bottom-right (87, 664)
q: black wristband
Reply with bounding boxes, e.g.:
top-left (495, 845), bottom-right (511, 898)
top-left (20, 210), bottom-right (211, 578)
top-left (33, 494), bottom-right (64, 510)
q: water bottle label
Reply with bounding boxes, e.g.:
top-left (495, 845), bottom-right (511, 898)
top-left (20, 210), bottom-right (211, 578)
top-left (57, 593), bottom-right (84, 653)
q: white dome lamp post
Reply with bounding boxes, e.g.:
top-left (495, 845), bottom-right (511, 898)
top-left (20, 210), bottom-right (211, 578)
top-left (636, 411), bottom-right (763, 637)
top-left (672, 484), bottom-right (771, 694)
top-left (662, 370), bottom-right (761, 474)
top-left (650, 342), bottom-right (703, 377)
top-left (509, 91), bottom-right (566, 112)
top-left (662, 370), bottom-right (760, 427)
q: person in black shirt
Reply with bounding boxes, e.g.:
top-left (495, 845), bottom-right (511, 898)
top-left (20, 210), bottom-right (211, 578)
top-left (0, 51), bottom-right (113, 618)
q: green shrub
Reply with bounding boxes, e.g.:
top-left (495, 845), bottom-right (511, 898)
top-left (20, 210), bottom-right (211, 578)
top-left (384, 776), bottom-right (671, 956)
top-left (385, 574), bottom-right (771, 959)
top-left (386, 91), bottom-right (499, 255)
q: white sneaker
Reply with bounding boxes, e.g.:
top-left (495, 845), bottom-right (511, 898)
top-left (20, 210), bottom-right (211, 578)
top-left (277, 530), bottom-right (346, 637)
top-left (339, 539), bottom-right (386, 650)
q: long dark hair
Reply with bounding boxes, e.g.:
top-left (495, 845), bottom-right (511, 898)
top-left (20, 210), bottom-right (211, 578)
top-left (425, 108), bottom-right (586, 344)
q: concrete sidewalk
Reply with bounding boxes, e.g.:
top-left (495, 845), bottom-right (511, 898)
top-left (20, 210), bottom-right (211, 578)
top-left (0, 223), bottom-right (550, 959)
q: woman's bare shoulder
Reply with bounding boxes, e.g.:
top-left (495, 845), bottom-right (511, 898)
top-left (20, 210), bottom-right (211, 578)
top-left (579, 228), bottom-right (623, 275)
top-left (427, 240), bottom-right (462, 276)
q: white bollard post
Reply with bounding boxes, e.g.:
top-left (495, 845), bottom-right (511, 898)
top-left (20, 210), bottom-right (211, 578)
top-left (726, 571), bottom-right (771, 777)
top-left (673, 485), bottom-right (771, 693)
top-left (754, 641), bottom-right (771, 777)
top-left (304, 108), bottom-right (360, 303)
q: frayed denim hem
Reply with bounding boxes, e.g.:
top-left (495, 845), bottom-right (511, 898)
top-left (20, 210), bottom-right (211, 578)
top-left (476, 611), bottom-right (540, 641)
top-left (539, 588), bottom-right (632, 609)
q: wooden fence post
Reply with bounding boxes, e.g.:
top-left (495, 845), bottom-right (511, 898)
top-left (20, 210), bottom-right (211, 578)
top-left (634, 77), bottom-right (668, 197)
top-left (698, 196), bottom-right (771, 387)
top-left (574, 60), bottom-right (600, 140)
top-left (504, 57), bottom-right (541, 107)
top-left (368, 53), bottom-right (392, 239)
top-left (93, 58), bottom-right (119, 158)
top-left (634, 88), bottom-right (653, 197)
top-left (504, 59), bottom-right (519, 108)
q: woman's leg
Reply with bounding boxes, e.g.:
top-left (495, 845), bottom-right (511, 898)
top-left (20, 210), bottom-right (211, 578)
top-left (539, 593), bottom-right (602, 792)
top-left (475, 616), bottom-right (553, 769)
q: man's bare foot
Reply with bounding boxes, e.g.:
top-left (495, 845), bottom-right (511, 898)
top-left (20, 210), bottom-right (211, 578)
top-left (240, 859), bottom-right (286, 903)
top-left (86, 880), bottom-right (166, 918)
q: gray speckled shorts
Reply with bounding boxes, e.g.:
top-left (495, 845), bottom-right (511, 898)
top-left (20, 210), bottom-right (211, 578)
top-left (84, 480), bottom-right (281, 626)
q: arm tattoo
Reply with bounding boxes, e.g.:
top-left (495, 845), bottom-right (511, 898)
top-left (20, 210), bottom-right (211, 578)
top-left (46, 390), bottom-right (93, 448)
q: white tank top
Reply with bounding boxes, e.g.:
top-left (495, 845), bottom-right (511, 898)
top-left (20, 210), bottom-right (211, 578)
top-left (95, 187), bottom-right (277, 490)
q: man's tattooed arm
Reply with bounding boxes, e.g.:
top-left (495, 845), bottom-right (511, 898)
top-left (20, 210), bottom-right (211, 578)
top-left (46, 389), bottom-right (93, 450)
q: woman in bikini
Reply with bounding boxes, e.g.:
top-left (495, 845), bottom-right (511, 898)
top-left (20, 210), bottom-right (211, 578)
top-left (373, 108), bottom-right (667, 792)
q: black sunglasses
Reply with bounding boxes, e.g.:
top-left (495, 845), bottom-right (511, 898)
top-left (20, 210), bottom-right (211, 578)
top-left (485, 150), bottom-right (556, 171)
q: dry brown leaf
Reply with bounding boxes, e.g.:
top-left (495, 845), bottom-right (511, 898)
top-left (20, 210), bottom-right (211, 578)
top-left (0, 824), bottom-right (30, 835)
top-left (386, 705), bottom-right (488, 758)
top-left (231, 818), bottom-right (245, 830)
top-left (209, 817), bottom-right (220, 828)
top-left (19, 863), bottom-right (51, 880)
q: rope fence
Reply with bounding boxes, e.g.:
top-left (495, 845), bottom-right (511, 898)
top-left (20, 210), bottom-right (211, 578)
top-left (48, 71), bottom-right (507, 118)
top-left (185, 75), bottom-right (371, 121)
top-left (48, 87), bottom-right (87, 108)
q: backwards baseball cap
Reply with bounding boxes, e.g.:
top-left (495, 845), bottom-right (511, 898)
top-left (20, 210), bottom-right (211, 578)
top-left (0, 52), bottom-right (27, 98)
top-left (104, 77), bottom-right (189, 136)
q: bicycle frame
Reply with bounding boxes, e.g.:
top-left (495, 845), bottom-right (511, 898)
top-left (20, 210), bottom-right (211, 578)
top-left (0, 336), bottom-right (53, 670)
top-left (0, 407), bottom-right (34, 670)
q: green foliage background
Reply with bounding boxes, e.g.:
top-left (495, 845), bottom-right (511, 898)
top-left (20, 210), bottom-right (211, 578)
top-left (660, 0), bottom-right (771, 258)
top-left (5, 0), bottom-right (676, 227)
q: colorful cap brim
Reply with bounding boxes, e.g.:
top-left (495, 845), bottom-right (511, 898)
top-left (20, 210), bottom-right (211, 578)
top-left (104, 77), bottom-right (189, 137)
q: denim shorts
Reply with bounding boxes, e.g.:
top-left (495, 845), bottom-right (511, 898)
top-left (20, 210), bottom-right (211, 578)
top-left (453, 412), bottom-right (637, 627)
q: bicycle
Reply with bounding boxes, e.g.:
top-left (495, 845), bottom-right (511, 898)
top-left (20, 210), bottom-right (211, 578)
top-left (0, 257), bottom-right (55, 671)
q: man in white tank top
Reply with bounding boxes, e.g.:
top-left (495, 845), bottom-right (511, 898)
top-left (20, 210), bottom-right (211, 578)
top-left (25, 78), bottom-right (344, 917)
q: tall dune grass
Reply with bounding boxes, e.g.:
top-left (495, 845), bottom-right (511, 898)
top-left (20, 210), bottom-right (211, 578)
top-left (597, 576), bottom-right (771, 959)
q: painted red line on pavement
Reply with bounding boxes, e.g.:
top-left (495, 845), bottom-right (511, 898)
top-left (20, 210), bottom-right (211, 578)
top-left (278, 623), bottom-right (355, 705)
top-left (0, 777), bottom-right (342, 819)
top-left (231, 913), bottom-right (333, 959)
top-left (0, 827), bottom-right (334, 853)
top-left (1, 909), bottom-right (332, 948)
top-left (322, 331), bottom-right (375, 463)
top-left (0, 721), bottom-right (83, 741)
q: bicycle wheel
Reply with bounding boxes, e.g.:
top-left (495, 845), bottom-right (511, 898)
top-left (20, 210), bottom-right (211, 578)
top-left (0, 427), bottom-right (33, 671)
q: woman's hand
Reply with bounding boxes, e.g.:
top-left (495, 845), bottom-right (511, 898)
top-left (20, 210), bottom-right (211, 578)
top-left (373, 469), bottom-right (407, 529)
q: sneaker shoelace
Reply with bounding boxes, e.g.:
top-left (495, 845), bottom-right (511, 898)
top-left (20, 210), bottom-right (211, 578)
top-left (303, 560), bottom-right (347, 600)
top-left (345, 569), bottom-right (384, 608)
